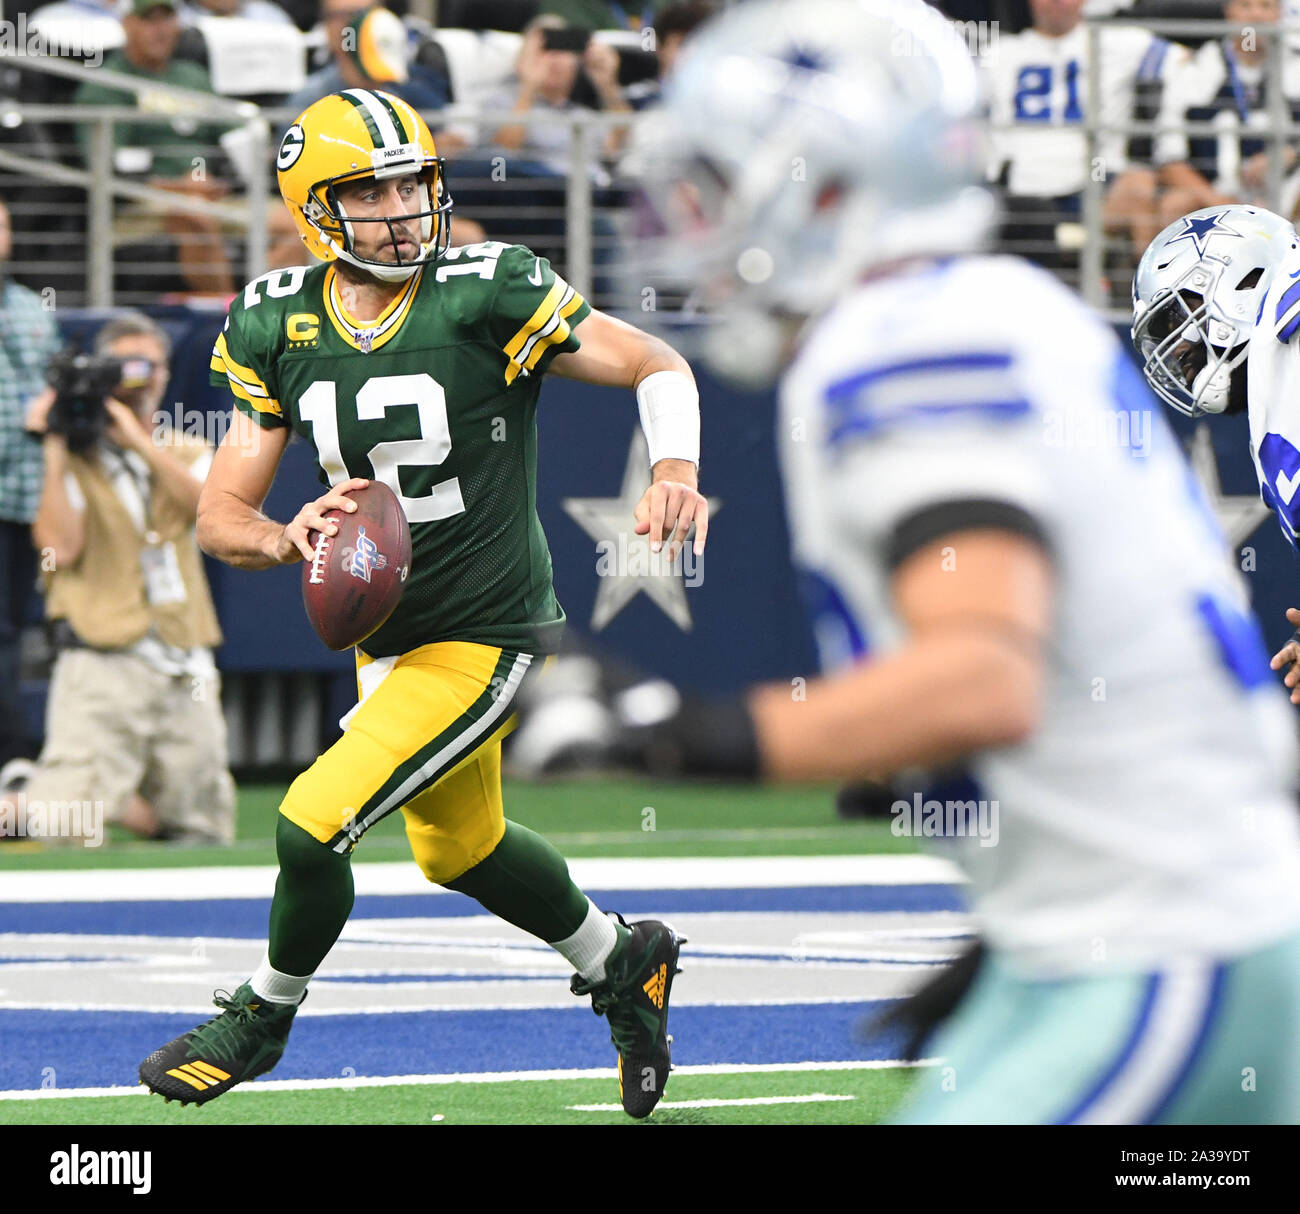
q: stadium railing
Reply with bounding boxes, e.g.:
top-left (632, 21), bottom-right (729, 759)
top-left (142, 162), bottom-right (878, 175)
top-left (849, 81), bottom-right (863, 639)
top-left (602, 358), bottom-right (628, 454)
top-left (0, 51), bottom-right (270, 307)
top-left (0, 50), bottom-right (638, 311)
top-left (6, 19), bottom-right (1299, 321)
top-left (988, 18), bottom-right (1300, 322)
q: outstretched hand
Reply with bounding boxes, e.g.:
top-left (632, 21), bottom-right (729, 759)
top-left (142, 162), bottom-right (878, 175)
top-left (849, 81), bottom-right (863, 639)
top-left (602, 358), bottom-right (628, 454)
top-left (634, 459), bottom-right (708, 561)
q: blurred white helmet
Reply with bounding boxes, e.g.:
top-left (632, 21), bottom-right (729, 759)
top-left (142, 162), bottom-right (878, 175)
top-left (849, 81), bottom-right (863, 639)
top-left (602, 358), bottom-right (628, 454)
top-left (1132, 205), bottom-right (1298, 417)
top-left (644, 0), bottom-right (993, 382)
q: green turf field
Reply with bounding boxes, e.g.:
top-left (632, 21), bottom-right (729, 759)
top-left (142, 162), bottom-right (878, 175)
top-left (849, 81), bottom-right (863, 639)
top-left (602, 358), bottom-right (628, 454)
top-left (0, 777), bottom-right (923, 1125)
top-left (0, 778), bottom-right (912, 869)
top-left (2, 1064), bottom-right (919, 1126)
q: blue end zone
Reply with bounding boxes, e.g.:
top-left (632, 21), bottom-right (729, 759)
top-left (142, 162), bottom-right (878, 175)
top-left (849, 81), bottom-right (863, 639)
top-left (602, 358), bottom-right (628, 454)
top-left (0, 884), bottom-right (966, 937)
top-left (0, 1001), bottom-right (912, 1091)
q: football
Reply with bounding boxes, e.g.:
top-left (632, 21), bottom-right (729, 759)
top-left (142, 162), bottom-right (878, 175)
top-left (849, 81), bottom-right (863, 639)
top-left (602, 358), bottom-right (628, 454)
top-left (301, 480), bottom-right (412, 651)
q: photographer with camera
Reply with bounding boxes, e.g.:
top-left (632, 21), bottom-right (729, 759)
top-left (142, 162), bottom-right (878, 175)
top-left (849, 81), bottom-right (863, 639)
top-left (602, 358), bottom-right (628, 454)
top-left (0, 197), bottom-right (61, 796)
top-left (23, 312), bottom-right (235, 845)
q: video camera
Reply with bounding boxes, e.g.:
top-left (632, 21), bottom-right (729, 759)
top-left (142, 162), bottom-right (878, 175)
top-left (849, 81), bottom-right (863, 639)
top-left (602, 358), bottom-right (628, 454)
top-left (45, 349), bottom-right (153, 453)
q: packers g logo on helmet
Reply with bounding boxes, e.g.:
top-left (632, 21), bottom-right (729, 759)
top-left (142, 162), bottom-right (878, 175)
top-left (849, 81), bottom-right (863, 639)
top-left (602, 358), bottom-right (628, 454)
top-left (277, 124), bottom-right (305, 171)
top-left (277, 89), bottom-right (452, 283)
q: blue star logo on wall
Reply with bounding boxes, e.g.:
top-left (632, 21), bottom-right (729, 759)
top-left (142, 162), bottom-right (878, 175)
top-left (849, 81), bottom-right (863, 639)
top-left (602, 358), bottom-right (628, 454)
top-left (1166, 211), bottom-right (1242, 257)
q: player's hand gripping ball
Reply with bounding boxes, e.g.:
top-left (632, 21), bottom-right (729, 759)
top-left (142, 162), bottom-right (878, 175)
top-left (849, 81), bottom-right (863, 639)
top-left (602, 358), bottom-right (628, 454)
top-left (302, 480), bottom-right (412, 650)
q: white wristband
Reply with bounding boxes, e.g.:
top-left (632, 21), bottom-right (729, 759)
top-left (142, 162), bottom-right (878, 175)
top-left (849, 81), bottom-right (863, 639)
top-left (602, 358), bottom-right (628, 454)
top-left (636, 370), bottom-right (700, 468)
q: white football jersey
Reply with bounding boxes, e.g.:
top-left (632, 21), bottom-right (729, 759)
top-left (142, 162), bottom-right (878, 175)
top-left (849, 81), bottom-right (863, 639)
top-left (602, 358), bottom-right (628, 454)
top-left (779, 254), bottom-right (1300, 977)
top-left (983, 24), bottom-right (1179, 197)
top-left (1247, 242), bottom-right (1300, 544)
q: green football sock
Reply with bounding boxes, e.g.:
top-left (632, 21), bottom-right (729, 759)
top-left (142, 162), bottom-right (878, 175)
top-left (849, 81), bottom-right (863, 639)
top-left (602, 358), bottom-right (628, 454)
top-left (444, 819), bottom-right (590, 943)
top-left (267, 816), bottom-right (355, 976)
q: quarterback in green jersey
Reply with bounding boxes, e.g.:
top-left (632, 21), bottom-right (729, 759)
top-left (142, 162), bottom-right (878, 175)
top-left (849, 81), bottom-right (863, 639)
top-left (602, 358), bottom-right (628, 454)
top-left (138, 88), bottom-right (708, 1119)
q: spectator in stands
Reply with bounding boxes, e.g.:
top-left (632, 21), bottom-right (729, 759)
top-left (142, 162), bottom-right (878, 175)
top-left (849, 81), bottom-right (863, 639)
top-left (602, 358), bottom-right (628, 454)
top-left (0, 197), bottom-right (61, 799)
top-left (73, 0), bottom-right (236, 295)
top-left (283, 2), bottom-right (455, 123)
top-left (983, 0), bottom-right (1188, 271)
top-left (23, 312), bottom-right (236, 846)
top-left (490, 16), bottom-right (631, 168)
top-left (1155, 0), bottom-right (1300, 221)
top-left (540, 1), bottom-right (675, 30)
top-left (626, 0), bottom-right (717, 110)
top-left (180, 0), bottom-right (294, 26)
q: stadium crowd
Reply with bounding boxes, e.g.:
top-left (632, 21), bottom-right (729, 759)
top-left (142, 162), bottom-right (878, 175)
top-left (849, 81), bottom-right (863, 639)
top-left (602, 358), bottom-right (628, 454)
top-left (0, 0), bottom-right (1297, 307)
top-left (987, 0), bottom-right (1300, 297)
top-left (0, 0), bottom-right (720, 304)
top-left (3, 0), bottom-right (1300, 844)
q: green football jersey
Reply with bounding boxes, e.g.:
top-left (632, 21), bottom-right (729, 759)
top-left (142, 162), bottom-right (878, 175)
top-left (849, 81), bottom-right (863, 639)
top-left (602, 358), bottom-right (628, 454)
top-left (210, 241), bottom-right (592, 657)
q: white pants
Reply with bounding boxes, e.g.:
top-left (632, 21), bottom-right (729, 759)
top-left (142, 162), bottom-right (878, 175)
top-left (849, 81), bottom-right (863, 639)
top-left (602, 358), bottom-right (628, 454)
top-left (24, 648), bottom-right (236, 845)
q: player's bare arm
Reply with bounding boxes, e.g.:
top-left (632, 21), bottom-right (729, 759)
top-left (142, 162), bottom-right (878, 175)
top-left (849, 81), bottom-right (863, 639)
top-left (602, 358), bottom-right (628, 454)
top-left (750, 530), bottom-right (1052, 781)
top-left (591, 529), bottom-right (1052, 782)
top-left (197, 409), bottom-right (368, 568)
top-left (551, 310), bottom-right (709, 558)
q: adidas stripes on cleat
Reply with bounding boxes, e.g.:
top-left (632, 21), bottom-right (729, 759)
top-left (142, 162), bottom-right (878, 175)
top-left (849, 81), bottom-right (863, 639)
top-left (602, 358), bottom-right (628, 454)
top-left (571, 916), bottom-right (685, 1119)
top-left (138, 983), bottom-right (301, 1105)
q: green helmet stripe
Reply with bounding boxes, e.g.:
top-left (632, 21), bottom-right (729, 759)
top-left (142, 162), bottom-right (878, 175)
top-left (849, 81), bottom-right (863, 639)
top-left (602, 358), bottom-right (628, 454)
top-left (375, 94), bottom-right (411, 144)
top-left (339, 89), bottom-right (390, 149)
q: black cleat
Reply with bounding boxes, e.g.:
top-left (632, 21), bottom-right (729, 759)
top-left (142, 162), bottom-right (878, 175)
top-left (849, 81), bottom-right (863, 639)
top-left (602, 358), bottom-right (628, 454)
top-left (139, 984), bottom-right (301, 1105)
top-left (572, 917), bottom-right (685, 1118)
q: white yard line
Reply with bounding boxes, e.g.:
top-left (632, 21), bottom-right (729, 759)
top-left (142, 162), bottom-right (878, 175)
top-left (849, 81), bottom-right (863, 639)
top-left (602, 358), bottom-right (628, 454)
top-left (568, 1093), bottom-right (857, 1111)
top-left (0, 1058), bottom-right (935, 1101)
top-left (0, 993), bottom-right (891, 1015)
top-left (0, 855), bottom-right (962, 903)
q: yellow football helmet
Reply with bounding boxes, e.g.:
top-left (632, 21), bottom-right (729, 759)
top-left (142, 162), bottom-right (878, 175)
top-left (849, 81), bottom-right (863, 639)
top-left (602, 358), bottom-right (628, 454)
top-left (277, 88), bottom-right (452, 282)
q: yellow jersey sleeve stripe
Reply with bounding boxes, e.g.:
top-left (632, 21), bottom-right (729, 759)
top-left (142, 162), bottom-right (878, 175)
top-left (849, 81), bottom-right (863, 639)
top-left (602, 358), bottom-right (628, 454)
top-left (520, 288), bottom-right (587, 373)
top-left (228, 378), bottom-right (283, 417)
top-left (522, 318), bottom-right (575, 373)
top-left (503, 280), bottom-right (565, 361)
top-left (214, 332), bottom-right (269, 392)
top-left (225, 365), bottom-right (270, 400)
top-left (516, 286), bottom-right (579, 362)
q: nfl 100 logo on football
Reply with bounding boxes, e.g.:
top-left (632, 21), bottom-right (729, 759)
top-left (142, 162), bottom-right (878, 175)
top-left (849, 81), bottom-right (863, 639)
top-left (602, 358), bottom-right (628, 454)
top-left (343, 526), bottom-right (389, 584)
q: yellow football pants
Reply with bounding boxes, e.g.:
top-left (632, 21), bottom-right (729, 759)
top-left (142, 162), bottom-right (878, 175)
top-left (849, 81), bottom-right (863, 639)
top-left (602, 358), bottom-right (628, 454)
top-left (279, 641), bottom-right (533, 884)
